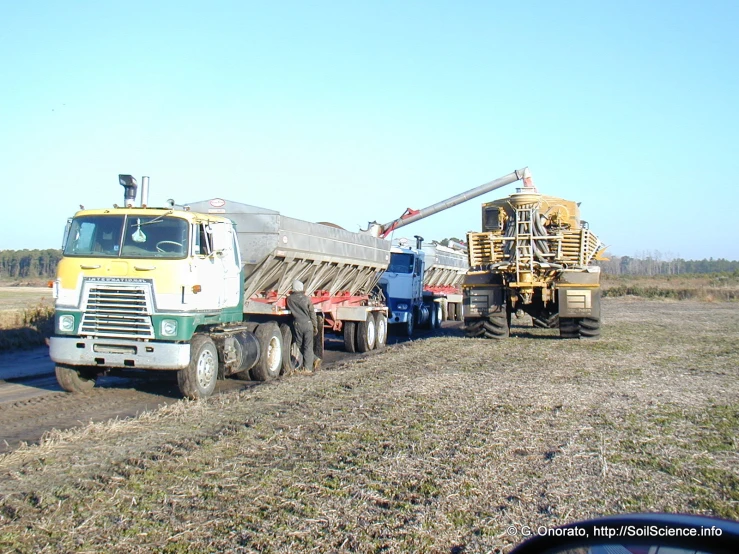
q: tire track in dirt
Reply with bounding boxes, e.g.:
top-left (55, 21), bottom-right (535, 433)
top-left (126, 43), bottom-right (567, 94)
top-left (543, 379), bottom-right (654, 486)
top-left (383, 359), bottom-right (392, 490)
top-left (0, 324), bottom-right (459, 453)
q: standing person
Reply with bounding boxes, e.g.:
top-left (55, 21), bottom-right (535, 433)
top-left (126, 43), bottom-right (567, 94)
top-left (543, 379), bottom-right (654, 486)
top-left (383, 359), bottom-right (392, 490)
top-left (286, 279), bottom-right (320, 374)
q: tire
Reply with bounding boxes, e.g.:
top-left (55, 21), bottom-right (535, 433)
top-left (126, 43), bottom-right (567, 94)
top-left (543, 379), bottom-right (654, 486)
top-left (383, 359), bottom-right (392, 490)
top-left (482, 312), bottom-right (509, 339)
top-left (427, 304), bottom-right (438, 330)
top-left (533, 312), bottom-right (559, 328)
top-left (579, 317), bottom-right (601, 339)
top-left (403, 311), bottom-right (415, 337)
top-left (314, 315), bottom-right (325, 360)
top-left (177, 334), bottom-right (219, 399)
top-left (250, 322), bottom-right (283, 381)
top-left (343, 321), bottom-right (357, 353)
top-left (55, 364), bottom-right (98, 393)
top-left (374, 312), bottom-right (387, 350)
top-left (450, 303), bottom-right (461, 321)
top-left (435, 305), bottom-right (443, 328)
top-left (280, 323), bottom-right (302, 375)
top-left (356, 316), bottom-right (376, 352)
top-left (559, 317), bottom-right (580, 339)
top-left (464, 318), bottom-right (485, 338)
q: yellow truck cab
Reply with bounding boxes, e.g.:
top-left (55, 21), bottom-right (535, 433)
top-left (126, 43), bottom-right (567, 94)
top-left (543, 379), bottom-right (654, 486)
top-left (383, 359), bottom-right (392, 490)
top-left (49, 176), bottom-right (258, 399)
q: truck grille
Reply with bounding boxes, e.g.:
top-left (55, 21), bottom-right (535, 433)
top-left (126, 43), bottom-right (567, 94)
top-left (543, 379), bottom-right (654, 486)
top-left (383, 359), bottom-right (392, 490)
top-left (80, 285), bottom-right (154, 338)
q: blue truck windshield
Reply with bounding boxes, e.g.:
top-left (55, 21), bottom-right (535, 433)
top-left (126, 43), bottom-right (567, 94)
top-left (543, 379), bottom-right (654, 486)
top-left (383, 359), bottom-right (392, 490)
top-left (63, 215), bottom-right (189, 258)
top-left (388, 252), bottom-right (414, 274)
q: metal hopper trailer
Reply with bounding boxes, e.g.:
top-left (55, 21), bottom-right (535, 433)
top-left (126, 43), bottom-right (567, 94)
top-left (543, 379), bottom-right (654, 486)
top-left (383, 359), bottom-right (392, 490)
top-left (185, 198), bottom-right (391, 360)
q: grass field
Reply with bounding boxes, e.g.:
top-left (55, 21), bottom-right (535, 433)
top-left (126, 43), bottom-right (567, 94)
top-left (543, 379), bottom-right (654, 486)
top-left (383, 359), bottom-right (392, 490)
top-left (0, 298), bottom-right (736, 553)
top-left (601, 273), bottom-right (739, 301)
top-left (0, 287), bottom-right (54, 351)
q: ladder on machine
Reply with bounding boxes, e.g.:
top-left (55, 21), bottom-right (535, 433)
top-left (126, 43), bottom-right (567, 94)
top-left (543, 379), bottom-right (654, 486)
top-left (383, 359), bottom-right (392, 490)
top-left (514, 206), bottom-right (535, 283)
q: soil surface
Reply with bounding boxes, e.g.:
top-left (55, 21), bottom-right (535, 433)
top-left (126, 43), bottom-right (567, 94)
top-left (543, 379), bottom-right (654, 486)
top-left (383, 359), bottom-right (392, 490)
top-left (0, 298), bottom-right (736, 553)
top-left (0, 325), bottom-right (452, 453)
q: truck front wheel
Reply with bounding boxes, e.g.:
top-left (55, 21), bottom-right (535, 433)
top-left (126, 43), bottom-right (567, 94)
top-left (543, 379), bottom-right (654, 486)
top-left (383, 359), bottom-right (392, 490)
top-left (178, 334), bottom-right (219, 399)
top-left (403, 311), bottom-right (415, 337)
top-left (55, 364), bottom-right (98, 393)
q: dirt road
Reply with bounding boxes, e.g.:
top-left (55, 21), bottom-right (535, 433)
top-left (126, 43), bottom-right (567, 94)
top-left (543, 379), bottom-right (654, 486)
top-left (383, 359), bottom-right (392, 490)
top-left (0, 325), bottom-right (457, 453)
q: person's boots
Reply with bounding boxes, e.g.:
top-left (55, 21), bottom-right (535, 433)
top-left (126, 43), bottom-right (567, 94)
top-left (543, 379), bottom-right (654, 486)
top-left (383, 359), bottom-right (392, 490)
top-left (313, 358), bottom-right (322, 371)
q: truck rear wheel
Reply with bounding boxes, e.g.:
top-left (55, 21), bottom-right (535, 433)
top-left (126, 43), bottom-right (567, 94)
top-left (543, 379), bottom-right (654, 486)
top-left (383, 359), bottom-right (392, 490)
top-left (251, 322), bottom-right (283, 381)
top-left (427, 304), bottom-right (439, 330)
top-left (280, 323), bottom-right (302, 375)
top-left (177, 334), bottom-right (219, 399)
top-left (343, 321), bottom-right (357, 353)
top-left (314, 315), bottom-right (325, 361)
top-left (374, 312), bottom-right (387, 350)
top-left (483, 313), bottom-right (509, 339)
top-left (579, 317), bottom-right (601, 339)
top-left (55, 364), bottom-right (98, 393)
top-left (356, 317), bottom-right (376, 352)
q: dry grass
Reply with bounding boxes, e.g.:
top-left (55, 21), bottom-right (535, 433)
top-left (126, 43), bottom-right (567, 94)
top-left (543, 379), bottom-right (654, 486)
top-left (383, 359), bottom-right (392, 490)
top-left (0, 298), bottom-right (737, 553)
top-left (601, 274), bottom-right (739, 301)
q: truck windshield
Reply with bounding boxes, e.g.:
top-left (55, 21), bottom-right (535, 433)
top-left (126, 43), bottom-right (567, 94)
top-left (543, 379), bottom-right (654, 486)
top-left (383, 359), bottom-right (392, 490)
top-left (63, 215), bottom-right (189, 259)
top-left (388, 252), bottom-right (414, 274)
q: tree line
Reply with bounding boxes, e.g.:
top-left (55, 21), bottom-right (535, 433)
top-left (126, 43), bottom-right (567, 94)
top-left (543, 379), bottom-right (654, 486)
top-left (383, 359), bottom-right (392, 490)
top-left (596, 251), bottom-right (739, 276)
top-left (0, 249), bottom-right (63, 280)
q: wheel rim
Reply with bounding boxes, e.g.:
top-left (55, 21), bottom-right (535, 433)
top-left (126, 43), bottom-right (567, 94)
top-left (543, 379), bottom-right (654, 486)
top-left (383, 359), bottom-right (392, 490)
top-left (377, 318), bottom-right (386, 345)
top-left (196, 348), bottom-right (216, 389)
top-left (267, 336), bottom-right (282, 373)
top-left (367, 319), bottom-right (375, 345)
top-left (290, 341), bottom-right (302, 368)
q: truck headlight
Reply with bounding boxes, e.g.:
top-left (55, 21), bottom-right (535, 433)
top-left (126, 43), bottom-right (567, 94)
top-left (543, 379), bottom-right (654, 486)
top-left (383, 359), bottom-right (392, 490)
top-left (161, 319), bottom-right (178, 337)
top-left (58, 315), bottom-right (75, 332)
top-left (397, 303), bottom-right (409, 310)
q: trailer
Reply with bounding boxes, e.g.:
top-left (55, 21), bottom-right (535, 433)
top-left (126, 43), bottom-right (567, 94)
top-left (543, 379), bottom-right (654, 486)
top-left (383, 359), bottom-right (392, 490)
top-left (185, 198), bottom-right (391, 358)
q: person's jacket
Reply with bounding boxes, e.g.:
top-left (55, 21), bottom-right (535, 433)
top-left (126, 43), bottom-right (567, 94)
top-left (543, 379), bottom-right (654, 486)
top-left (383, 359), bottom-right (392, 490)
top-left (287, 291), bottom-right (317, 331)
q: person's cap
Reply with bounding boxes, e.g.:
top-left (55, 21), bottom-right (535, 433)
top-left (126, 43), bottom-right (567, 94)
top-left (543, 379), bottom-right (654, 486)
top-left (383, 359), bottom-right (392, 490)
top-left (292, 280), bottom-right (304, 292)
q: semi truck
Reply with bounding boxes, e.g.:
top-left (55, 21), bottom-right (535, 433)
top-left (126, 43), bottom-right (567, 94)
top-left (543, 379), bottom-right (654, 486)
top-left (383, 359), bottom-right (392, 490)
top-left (49, 169), bottom-right (531, 399)
top-left (462, 172), bottom-right (606, 339)
top-left (379, 236), bottom-right (468, 336)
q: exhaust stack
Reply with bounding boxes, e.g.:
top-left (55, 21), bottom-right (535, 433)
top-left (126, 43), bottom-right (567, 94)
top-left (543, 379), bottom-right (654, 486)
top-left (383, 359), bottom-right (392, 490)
top-left (119, 174), bottom-right (138, 207)
top-left (140, 176), bottom-right (150, 207)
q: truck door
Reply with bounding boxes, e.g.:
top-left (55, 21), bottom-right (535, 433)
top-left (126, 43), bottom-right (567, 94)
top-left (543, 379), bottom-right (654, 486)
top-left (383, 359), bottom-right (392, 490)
top-left (413, 255), bottom-right (424, 306)
top-left (188, 223), bottom-right (223, 309)
top-left (212, 223), bottom-right (241, 308)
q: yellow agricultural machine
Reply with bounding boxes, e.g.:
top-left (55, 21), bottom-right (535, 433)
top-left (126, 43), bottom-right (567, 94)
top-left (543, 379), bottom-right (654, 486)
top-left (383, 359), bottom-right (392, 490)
top-left (463, 170), bottom-right (606, 339)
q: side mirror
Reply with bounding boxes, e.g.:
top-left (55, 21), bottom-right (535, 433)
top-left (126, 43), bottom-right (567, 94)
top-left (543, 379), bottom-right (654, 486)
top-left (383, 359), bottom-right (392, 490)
top-left (509, 513), bottom-right (739, 554)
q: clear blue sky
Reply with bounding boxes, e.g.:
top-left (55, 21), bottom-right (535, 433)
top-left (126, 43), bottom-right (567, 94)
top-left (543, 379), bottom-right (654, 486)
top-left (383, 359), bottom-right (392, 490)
top-left (2, 0), bottom-right (737, 260)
